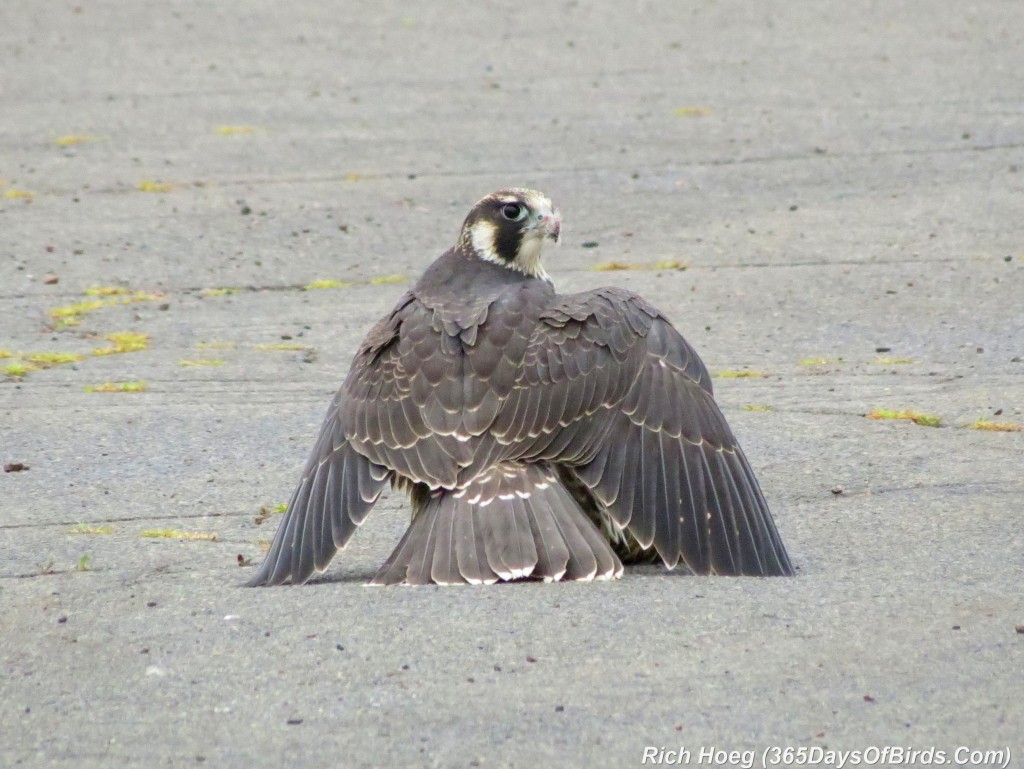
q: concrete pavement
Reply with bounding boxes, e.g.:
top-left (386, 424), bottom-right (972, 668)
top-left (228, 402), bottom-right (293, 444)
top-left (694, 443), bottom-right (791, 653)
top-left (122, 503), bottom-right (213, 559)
top-left (2, 1), bottom-right (1021, 767)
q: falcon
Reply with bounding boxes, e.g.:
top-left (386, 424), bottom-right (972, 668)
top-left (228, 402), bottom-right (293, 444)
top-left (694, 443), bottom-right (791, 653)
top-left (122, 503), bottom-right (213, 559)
top-left (250, 188), bottom-right (793, 586)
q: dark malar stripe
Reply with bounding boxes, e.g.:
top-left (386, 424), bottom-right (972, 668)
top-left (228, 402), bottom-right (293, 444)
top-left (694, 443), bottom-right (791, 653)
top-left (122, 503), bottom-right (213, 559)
top-left (493, 219), bottom-right (524, 263)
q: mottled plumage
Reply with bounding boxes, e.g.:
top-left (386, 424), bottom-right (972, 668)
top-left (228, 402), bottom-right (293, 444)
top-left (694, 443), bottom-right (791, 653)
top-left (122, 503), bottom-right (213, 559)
top-left (250, 188), bottom-right (793, 586)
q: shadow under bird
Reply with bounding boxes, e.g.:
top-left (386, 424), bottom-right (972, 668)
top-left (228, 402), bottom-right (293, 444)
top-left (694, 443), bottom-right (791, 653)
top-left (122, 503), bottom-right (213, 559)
top-left (250, 188), bottom-right (793, 586)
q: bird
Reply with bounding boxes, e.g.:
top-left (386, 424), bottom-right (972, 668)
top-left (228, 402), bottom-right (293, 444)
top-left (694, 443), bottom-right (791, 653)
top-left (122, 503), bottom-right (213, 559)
top-left (249, 188), bottom-right (793, 586)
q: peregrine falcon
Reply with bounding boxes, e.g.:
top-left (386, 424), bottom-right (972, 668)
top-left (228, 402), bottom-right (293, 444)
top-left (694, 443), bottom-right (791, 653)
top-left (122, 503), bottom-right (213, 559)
top-left (250, 188), bottom-right (793, 586)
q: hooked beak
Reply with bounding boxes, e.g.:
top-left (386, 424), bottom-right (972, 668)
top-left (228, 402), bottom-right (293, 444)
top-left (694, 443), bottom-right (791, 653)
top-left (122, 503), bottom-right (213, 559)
top-left (536, 209), bottom-right (562, 244)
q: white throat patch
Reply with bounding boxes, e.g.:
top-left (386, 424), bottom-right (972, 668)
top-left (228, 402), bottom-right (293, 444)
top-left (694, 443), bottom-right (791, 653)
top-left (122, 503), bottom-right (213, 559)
top-left (467, 219), bottom-right (552, 282)
top-left (513, 232), bottom-right (550, 281)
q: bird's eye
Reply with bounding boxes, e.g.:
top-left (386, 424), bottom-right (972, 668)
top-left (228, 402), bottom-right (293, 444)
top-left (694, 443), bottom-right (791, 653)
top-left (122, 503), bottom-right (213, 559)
top-left (501, 203), bottom-right (526, 221)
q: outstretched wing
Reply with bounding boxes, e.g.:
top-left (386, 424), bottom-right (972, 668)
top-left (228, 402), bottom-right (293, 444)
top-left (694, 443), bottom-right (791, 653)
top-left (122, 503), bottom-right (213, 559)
top-left (248, 393), bottom-right (392, 587)
top-left (496, 287), bottom-right (793, 577)
top-left (249, 294), bottom-right (421, 587)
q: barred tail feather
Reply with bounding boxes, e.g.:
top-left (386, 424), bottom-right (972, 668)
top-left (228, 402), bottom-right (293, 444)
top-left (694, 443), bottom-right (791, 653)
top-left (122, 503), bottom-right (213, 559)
top-left (370, 463), bottom-right (622, 586)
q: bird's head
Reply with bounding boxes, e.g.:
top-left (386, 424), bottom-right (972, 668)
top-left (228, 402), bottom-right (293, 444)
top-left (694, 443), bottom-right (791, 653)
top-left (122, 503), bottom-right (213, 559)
top-left (458, 188), bottom-right (561, 280)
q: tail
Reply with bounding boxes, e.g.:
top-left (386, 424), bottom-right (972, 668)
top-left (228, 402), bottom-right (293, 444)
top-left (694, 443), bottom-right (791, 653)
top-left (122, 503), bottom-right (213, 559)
top-left (370, 463), bottom-right (623, 586)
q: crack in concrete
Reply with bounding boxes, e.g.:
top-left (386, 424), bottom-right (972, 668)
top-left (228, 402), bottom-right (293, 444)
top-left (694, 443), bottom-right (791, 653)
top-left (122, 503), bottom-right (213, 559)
top-left (3, 139), bottom-right (1021, 199)
top-left (0, 508), bottom-right (258, 531)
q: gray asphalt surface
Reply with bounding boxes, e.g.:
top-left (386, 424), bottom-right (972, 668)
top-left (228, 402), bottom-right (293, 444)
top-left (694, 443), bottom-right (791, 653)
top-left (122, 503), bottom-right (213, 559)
top-left (2, 2), bottom-right (1022, 768)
